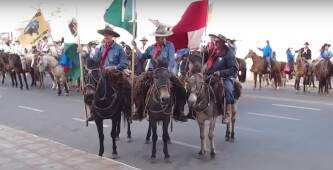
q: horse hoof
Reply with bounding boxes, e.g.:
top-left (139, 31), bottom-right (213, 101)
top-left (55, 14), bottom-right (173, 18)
top-left (150, 157), bottom-right (157, 164)
top-left (111, 154), bottom-right (118, 159)
top-left (225, 137), bottom-right (230, 142)
top-left (198, 150), bottom-right (205, 156)
top-left (127, 138), bottom-right (132, 143)
top-left (164, 157), bottom-right (171, 164)
top-left (145, 140), bottom-right (150, 144)
top-left (98, 152), bottom-right (103, 157)
top-left (65, 93), bottom-right (69, 96)
top-left (210, 152), bottom-right (216, 159)
top-left (228, 138), bottom-right (235, 143)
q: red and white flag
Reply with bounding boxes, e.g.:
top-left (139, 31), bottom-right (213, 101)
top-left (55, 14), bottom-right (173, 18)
top-left (167, 0), bottom-right (208, 51)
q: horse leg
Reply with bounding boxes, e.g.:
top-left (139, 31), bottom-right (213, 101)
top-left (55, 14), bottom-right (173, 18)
top-left (253, 73), bottom-right (257, 89)
top-left (208, 118), bottom-right (216, 158)
top-left (13, 72), bottom-right (18, 88)
top-left (225, 121), bottom-right (230, 142)
top-left (23, 71), bottom-right (29, 90)
top-left (127, 118), bottom-right (132, 142)
top-left (10, 72), bottom-right (14, 87)
top-left (115, 119), bottom-right (120, 140)
top-left (95, 118), bottom-right (104, 156)
top-left (150, 119), bottom-right (158, 160)
top-left (57, 82), bottom-right (62, 96)
top-left (64, 82), bottom-right (69, 96)
top-left (17, 72), bottom-right (23, 90)
top-left (162, 117), bottom-right (170, 161)
top-left (145, 122), bottom-right (152, 144)
top-left (198, 119), bottom-right (206, 156)
top-left (230, 105), bottom-right (237, 142)
top-left (111, 118), bottom-right (118, 158)
top-left (259, 74), bottom-right (262, 89)
top-left (1, 71), bottom-right (5, 85)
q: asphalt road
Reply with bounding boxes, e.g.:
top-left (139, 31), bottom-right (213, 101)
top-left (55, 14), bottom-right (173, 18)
top-left (0, 78), bottom-right (333, 170)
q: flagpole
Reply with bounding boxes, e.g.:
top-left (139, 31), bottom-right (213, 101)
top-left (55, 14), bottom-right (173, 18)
top-left (75, 7), bottom-right (89, 127)
top-left (131, 0), bottom-right (137, 119)
top-left (201, 0), bottom-right (210, 74)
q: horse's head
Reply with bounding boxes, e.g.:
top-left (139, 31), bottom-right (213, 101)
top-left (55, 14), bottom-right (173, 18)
top-left (83, 59), bottom-right (101, 102)
top-left (153, 67), bottom-right (171, 105)
top-left (187, 73), bottom-right (204, 106)
top-left (244, 49), bottom-right (255, 60)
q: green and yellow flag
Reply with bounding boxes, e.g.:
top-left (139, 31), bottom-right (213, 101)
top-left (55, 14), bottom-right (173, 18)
top-left (18, 9), bottom-right (49, 46)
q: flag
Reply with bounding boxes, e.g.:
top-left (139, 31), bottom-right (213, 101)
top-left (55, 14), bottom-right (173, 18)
top-left (167, 0), bottom-right (208, 51)
top-left (18, 9), bottom-right (49, 47)
top-left (68, 18), bottom-right (78, 37)
top-left (60, 43), bottom-right (80, 80)
top-left (104, 0), bottom-right (136, 35)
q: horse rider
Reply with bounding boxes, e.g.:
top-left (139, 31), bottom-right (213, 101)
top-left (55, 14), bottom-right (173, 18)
top-left (87, 41), bottom-right (98, 59)
top-left (132, 24), bottom-right (188, 122)
top-left (206, 34), bottom-right (239, 124)
top-left (37, 37), bottom-right (50, 54)
top-left (320, 43), bottom-right (333, 60)
top-left (84, 25), bottom-right (129, 121)
top-left (257, 40), bottom-right (273, 72)
top-left (296, 42), bottom-right (312, 63)
top-left (286, 47), bottom-right (294, 79)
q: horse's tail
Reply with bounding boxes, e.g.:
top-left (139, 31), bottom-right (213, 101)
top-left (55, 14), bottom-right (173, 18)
top-left (234, 80), bottom-right (242, 100)
top-left (238, 67), bottom-right (247, 83)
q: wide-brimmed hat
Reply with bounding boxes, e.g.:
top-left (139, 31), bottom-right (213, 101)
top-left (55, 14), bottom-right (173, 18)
top-left (140, 37), bottom-right (148, 41)
top-left (88, 40), bottom-right (98, 46)
top-left (150, 25), bottom-right (173, 37)
top-left (97, 25), bottom-right (120, 37)
top-left (208, 34), bottom-right (217, 38)
top-left (304, 42), bottom-right (310, 45)
top-left (216, 34), bottom-right (228, 41)
top-left (324, 43), bottom-right (331, 47)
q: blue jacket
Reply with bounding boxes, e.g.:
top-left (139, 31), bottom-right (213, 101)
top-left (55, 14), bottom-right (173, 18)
top-left (320, 50), bottom-right (333, 59)
top-left (137, 41), bottom-right (177, 74)
top-left (258, 44), bottom-right (272, 58)
top-left (93, 42), bottom-right (128, 71)
top-left (208, 47), bottom-right (238, 78)
top-left (286, 51), bottom-right (294, 62)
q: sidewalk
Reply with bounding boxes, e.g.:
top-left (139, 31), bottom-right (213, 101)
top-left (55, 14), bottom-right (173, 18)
top-left (0, 124), bottom-right (140, 170)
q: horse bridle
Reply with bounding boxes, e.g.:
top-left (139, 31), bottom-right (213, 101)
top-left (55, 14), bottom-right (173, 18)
top-left (83, 66), bottom-right (101, 91)
top-left (144, 67), bottom-right (172, 114)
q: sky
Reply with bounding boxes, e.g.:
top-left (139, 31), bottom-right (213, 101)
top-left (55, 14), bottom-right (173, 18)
top-left (0, 0), bottom-right (333, 61)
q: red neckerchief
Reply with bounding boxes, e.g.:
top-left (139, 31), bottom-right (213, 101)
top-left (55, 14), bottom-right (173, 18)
top-left (207, 45), bottom-right (224, 70)
top-left (153, 43), bottom-right (163, 59)
top-left (99, 42), bottom-right (113, 68)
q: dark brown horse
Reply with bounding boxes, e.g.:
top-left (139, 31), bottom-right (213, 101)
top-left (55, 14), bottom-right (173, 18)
top-left (314, 58), bottom-right (333, 94)
top-left (144, 67), bottom-right (173, 162)
top-left (244, 50), bottom-right (282, 89)
top-left (8, 54), bottom-right (29, 90)
top-left (89, 68), bottom-right (131, 158)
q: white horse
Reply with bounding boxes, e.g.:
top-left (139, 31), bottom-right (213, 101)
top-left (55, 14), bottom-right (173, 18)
top-left (37, 54), bottom-right (69, 95)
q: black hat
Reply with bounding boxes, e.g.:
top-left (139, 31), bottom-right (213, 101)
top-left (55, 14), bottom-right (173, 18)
top-left (304, 42), bottom-right (310, 45)
top-left (97, 25), bottom-right (120, 37)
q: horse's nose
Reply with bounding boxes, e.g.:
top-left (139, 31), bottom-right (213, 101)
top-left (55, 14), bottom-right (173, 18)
top-left (160, 96), bottom-right (170, 104)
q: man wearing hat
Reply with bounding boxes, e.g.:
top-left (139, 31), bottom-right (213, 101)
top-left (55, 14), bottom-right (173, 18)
top-left (88, 41), bottom-right (98, 59)
top-left (320, 43), bottom-right (333, 59)
top-left (139, 37), bottom-right (148, 52)
top-left (207, 34), bottom-right (239, 124)
top-left (132, 25), bottom-right (188, 122)
top-left (92, 25), bottom-right (128, 71)
top-left (257, 40), bottom-right (273, 72)
top-left (296, 42), bottom-right (312, 63)
top-left (86, 25), bottom-right (128, 122)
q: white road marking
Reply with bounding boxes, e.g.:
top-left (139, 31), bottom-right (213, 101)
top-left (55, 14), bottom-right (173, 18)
top-left (158, 138), bottom-right (222, 153)
top-left (72, 118), bottom-right (109, 128)
top-left (235, 126), bottom-right (263, 133)
top-left (244, 94), bottom-right (333, 106)
top-left (272, 104), bottom-right (321, 111)
top-left (247, 112), bottom-right (301, 121)
top-left (18, 105), bottom-right (44, 113)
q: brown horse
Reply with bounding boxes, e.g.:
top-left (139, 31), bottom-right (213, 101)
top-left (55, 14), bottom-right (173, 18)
top-left (7, 54), bottom-right (29, 90)
top-left (294, 52), bottom-right (313, 93)
top-left (244, 50), bottom-right (282, 89)
top-left (314, 58), bottom-right (333, 94)
top-left (144, 67), bottom-right (173, 162)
